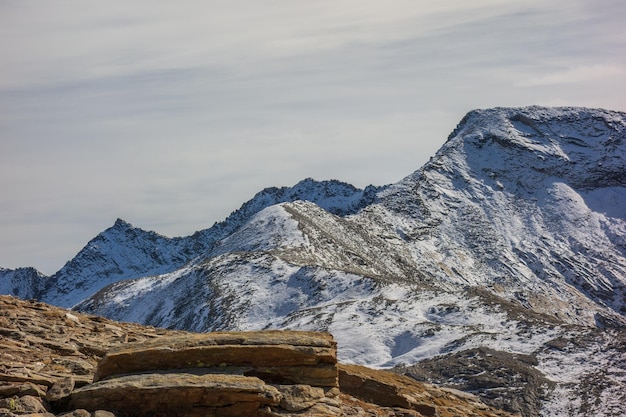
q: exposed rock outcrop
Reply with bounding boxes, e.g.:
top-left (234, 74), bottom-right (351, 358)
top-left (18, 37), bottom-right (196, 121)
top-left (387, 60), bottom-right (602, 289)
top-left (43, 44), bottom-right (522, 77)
top-left (0, 295), bottom-right (514, 417)
top-left (394, 347), bottom-right (552, 417)
top-left (93, 331), bottom-right (338, 387)
top-left (74, 331), bottom-right (337, 417)
top-left (71, 374), bottom-right (281, 417)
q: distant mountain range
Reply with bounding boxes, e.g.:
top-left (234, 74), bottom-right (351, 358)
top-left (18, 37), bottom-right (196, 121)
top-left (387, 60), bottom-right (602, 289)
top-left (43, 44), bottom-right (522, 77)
top-left (2, 106), bottom-right (625, 417)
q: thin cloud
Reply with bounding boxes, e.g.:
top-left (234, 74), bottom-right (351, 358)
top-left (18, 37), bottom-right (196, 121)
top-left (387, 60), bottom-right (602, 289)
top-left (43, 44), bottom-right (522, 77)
top-left (0, 0), bottom-right (625, 274)
top-left (519, 64), bottom-right (626, 87)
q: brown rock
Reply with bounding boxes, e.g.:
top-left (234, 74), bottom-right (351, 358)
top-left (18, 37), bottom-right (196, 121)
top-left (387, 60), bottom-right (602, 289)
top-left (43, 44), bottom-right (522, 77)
top-left (0, 373), bottom-right (55, 388)
top-left (389, 409), bottom-right (424, 417)
top-left (0, 407), bottom-right (13, 416)
top-left (258, 403), bottom-right (344, 417)
top-left (25, 337), bottom-right (78, 356)
top-left (69, 373), bottom-right (281, 417)
top-left (277, 385), bottom-right (326, 411)
top-left (0, 327), bottom-right (27, 340)
top-left (0, 395), bottom-right (49, 414)
top-left (92, 411), bottom-right (116, 417)
top-left (94, 331), bottom-right (336, 382)
top-left (247, 364), bottom-right (338, 387)
top-left (303, 401), bottom-right (344, 416)
top-left (338, 364), bottom-right (436, 415)
top-left (0, 383), bottom-right (46, 399)
top-left (52, 358), bottom-right (94, 376)
top-left (45, 376), bottom-right (74, 402)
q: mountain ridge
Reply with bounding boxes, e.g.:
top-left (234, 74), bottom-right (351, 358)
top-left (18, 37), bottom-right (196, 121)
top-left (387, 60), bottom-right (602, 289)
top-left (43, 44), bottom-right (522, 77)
top-left (1, 178), bottom-right (382, 308)
top-left (2, 106), bottom-right (625, 416)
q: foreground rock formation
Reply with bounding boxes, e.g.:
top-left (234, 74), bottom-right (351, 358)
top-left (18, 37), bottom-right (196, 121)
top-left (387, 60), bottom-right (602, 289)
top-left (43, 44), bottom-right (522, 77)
top-left (0, 295), bottom-right (515, 417)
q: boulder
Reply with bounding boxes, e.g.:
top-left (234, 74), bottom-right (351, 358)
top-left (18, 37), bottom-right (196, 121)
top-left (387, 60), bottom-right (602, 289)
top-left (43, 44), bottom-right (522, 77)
top-left (92, 411), bottom-right (116, 417)
top-left (0, 383), bottom-right (46, 398)
top-left (58, 410), bottom-right (92, 417)
top-left (54, 410), bottom-right (117, 417)
top-left (69, 373), bottom-right (281, 417)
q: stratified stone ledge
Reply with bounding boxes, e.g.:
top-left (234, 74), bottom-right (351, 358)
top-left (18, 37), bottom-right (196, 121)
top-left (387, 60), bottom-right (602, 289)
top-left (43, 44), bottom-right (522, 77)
top-left (70, 373), bottom-right (281, 417)
top-left (93, 331), bottom-right (338, 388)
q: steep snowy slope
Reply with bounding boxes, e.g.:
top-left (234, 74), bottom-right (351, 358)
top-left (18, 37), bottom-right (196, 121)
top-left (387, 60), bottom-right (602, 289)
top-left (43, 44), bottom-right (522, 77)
top-left (40, 219), bottom-right (194, 308)
top-left (368, 106), bottom-right (626, 325)
top-left (78, 201), bottom-right (558, 365)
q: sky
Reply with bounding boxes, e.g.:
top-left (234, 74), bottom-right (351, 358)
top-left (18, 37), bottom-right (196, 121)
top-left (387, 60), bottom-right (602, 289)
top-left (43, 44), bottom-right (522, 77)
top-left (1, 0), bottom-right (625, 275)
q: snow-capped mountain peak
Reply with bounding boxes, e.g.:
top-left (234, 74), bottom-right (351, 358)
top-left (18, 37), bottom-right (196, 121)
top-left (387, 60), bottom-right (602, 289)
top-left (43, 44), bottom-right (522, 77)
top-left (8, 179), bottom-right (379, 308)
top-left (373, 107), bottom-right (626, 324)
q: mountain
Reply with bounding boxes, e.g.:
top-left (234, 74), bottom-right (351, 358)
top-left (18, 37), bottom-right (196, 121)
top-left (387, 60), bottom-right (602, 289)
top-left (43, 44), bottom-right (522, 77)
top-left (2, 178), bottom-right (381, 308)
top-left (371, 106), bottom-right (626, 324)
top-left (0, 266), bottom-right (46, 300)
top-left (1, 106), bottom-right (625, 417)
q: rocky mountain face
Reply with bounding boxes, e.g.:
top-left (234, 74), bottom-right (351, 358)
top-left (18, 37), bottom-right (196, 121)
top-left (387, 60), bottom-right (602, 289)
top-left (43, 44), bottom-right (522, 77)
top-left (371, 107), bottom-right (626, 324)
top-left (1, 106), bottom-right (625, 417)
top-left (0, 295), bottom-right (512, 417)
top-left (0, 267), bottom-right (46, 301)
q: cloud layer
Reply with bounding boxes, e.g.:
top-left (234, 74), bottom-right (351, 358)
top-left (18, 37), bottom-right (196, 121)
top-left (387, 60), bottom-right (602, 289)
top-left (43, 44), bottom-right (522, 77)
top-left (1, 0), bottom-right (625, 274)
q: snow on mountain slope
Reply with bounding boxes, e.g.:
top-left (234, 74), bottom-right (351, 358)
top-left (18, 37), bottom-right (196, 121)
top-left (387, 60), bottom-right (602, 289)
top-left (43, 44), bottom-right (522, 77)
top-left (368, 106), bottom-right (626, 325)
top-left (40, 219), bottom-right (194, 308)
top-left (77, 203), bottom-right (560, 366)
top-left (26, 179), bottom-right (379, 308)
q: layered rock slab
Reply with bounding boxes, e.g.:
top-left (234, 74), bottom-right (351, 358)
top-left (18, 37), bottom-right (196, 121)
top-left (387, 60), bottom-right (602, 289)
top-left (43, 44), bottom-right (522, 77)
top-left (70, 373), bottom-right (280, 417)
top-left (71, 330), bottom-right (339, 416)
top-left (94, 331), bottom-right (338, 387)
top-left (338, 364), bottom-right (513, 417)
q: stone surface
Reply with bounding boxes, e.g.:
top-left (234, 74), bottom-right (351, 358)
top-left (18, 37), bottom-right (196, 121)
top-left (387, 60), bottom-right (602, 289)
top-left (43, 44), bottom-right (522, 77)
top-left (93, 331), bottom-right (337, 385)
top-left (246, 365), bottom-right (338, 387)
top-left (395, 346), bottom-right (553, 417)
top-left (338, 364), bottom-right (513, 417)
top-left (92, 411), bottom-right (116, 417)
top-left (339, 364), bottom-right (432, 411)
top-left (45, 377), bottom-right (74, 402)
top-left (0, 395), bottom-right (49, 414)
top-left (69, 373), bottom-right (280, 417)
top-left (0, 383), bottom-right (46, 399)
top-left (58, 410), bottom-right (91, 417)
top-left (277, 385), bottom-right (326, 411)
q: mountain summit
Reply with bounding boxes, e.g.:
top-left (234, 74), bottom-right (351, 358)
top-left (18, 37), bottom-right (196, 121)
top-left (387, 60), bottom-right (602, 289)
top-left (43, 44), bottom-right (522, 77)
top-left (2, 106), bottom-right (625, 417)
top-left (374, 106), bottom-right (626, 324)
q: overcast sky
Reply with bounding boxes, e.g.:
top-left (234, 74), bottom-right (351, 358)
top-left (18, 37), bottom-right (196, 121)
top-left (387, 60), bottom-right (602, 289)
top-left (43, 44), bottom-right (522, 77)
top-left (1, 0), bottom-right (625, 275)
